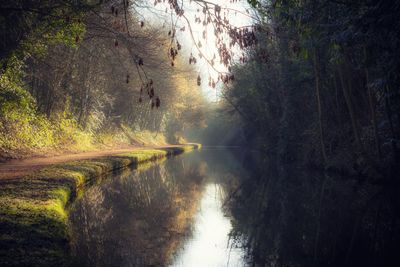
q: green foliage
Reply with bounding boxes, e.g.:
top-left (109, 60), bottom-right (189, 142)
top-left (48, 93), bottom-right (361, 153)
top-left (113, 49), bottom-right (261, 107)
top-left (0, 0), bottom-right (90, 59)
top-left (0, 69), bottom-right (81, 153)
top-left (0, 59), bottom-right (55, 152)
top-left (20, 20), bottom-right (85, 57)
top-left (49, 20), bottom-right (86, 48)
top-left (0, 0), bottom-right (206, 158)
top-left (247, 0), bottom-right (261, 8)
top-left (53, 111), bottom-right (94, 149)
top-left (227, 0), bottom-right (400, 169)
top-left (0, 13), bottom-right (88, 157)
top-left (0, 56), bottom-right (170, 157)
top-left (0, 144), bottom-right (200, 266)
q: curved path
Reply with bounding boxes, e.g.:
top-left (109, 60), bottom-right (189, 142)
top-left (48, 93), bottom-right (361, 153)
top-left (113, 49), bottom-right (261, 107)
top-left (0, 145), bottom-right (184, 180)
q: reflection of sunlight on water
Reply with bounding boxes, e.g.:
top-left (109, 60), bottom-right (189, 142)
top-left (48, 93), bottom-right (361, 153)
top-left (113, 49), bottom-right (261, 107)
top-left (170, 183), bottom-right (246, 267)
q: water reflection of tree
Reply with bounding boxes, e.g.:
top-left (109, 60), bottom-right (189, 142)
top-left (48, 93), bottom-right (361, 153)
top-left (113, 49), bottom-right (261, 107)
top-left (227, 159), bottom-right (400, 267)
top-left (70, 186), bottom-right (112, 267)
top-left (70, 157), bottom-right (206, 266)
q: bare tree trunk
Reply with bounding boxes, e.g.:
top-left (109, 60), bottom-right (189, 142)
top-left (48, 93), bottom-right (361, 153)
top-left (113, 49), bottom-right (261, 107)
top-left (313, 174), bottom-right (328, 267)
top-left (384, 86), bottom-right (398, 160)
top-left (45, 84), bottom-right (54, 118)
top-left (333, 72), bottom-right (341, 125)
top-left (78, 91), bottom-right (84, 125)
top-left (338, 64), bottom-right (363, 151)
top-left (364, 46), bottom-right (381, 159)
top-left (313, 48), bottom-right (328, 164)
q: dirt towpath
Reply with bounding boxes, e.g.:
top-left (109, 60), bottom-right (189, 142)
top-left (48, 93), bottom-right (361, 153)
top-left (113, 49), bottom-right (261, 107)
top-left (0, 145), bottom-right (181, 180)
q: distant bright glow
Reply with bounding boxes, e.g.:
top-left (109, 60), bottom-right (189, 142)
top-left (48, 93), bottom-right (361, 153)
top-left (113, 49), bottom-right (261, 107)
top-left (138, 0), bottom-right (255, 102)
top-left (169, 183), bottom-right (247, 267)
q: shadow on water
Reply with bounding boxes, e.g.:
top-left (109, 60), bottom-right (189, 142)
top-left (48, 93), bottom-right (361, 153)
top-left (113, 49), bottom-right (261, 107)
top-left (69, 148), bottom-right (249, 267)
top-left (70, 148), bottom-right (399, 267)
top-left (226, 153), bottom-right (400, 267)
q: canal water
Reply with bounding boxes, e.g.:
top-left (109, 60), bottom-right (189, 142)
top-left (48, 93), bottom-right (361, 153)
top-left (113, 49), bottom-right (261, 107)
top-left (69, 149), bottom-right (249, 267)
top-left (69, 148), bottom-right (397, 267)
top-left (170, 183), bottom-right (245, 267)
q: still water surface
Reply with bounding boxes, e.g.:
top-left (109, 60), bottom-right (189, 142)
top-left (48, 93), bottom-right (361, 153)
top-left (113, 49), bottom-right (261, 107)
top-left (70, 146), bottom-right (400, 267)
top-left (170, 183), bottom-right (245, 267)
top-left (69, 149), bottom-right (248, 267)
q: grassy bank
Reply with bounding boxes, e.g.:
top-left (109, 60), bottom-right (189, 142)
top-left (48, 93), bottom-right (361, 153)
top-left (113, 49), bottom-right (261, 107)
top-left (0, 144), bottom-right (201, 267)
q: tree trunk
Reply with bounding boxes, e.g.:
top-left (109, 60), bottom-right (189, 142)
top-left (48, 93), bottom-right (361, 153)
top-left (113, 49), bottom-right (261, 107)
top-left (313, 48), bottom-right (328, 164)
top-left (338, 64), bottom-right (363, 151)
top-left (384, 86), bottom-right (398, 161)
top-left (333, 72), bottom-right (341, 125)
top-left (45, 84), bottom-right (54, 118)
top-left (364, 46), bottom-right (381, 159)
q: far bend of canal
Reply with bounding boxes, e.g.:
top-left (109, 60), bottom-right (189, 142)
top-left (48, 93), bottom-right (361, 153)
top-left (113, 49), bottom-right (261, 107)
top-left (69, 148), bottom-right (249, 267)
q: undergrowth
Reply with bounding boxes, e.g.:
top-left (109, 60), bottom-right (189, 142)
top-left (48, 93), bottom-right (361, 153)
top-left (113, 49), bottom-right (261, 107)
top-left (0, 56), bottom-right (170, 160)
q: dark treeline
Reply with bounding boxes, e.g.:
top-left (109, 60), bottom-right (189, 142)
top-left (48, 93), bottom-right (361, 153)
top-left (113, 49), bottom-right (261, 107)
top-left (2, 0), bottom-right (400, 266)
top-left (227, 152), bottom-right (400, 267)
top-left (227, 0), bottom-right (400, 176)
top-left (223, 1), bottom-right (400, 266)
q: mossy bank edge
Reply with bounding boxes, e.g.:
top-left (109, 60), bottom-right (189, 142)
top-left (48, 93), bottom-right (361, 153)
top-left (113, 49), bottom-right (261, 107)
top-left (0, 144), bottom-right (201, 267)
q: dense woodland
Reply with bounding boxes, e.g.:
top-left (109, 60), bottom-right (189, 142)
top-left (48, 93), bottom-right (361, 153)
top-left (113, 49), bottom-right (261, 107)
top-left (221, 1), bottom-right (400, 266)
top-left (1, 0), bottom-right (399, 169)
top-left (225, 0), bottom-right (400, 176)
top-left (0, 0), bottom-right (207, 160)
top-left (1, 0), bottom-right (400, 266)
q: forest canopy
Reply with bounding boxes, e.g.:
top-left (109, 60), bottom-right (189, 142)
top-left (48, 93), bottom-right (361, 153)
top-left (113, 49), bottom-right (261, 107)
top-left (0, 0), bottom-right (227, 158)
top-left (219, 0), bottom-right (400, 175)
top-left (1, 1), bottom-right (400, 266)
top-left (1, 0), bottom-right (399, 175)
